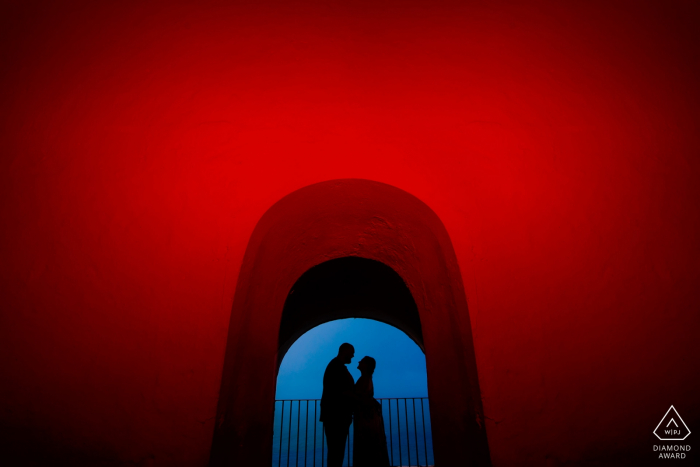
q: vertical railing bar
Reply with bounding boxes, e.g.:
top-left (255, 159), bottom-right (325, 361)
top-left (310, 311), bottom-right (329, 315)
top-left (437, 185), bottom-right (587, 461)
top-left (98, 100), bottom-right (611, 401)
top-left (397, 399), bottom-right (402, 467)
top-left (296, 401), bottom-right (301, 467)
top-left (279, 401), bottom-right (285, 467)
top-left (313, 400), bottom-right (317, 467)
top-left (305, 401), bottom-right (309, 467)
top-left (413, 399), bottom-right (419, 467)
top-left (379, 398), bottom-right (383, 464)
top-left (404, 398), bottom-right (411, 467)
top-left (421, 398), bottom-right (427, 467)
top-left (388, 398), bottom-right (393, 466)
top-left (287, 400), bottom-right (293, 467)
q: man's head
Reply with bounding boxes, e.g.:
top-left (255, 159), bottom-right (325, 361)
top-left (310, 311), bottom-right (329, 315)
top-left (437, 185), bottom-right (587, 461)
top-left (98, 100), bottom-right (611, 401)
top-left (337, 343), bottom-right (355, 364)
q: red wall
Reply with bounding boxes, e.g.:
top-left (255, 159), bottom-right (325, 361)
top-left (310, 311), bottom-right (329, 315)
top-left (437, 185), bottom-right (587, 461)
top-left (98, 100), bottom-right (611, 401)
top-left (1, 0), bottom-right (698, 465)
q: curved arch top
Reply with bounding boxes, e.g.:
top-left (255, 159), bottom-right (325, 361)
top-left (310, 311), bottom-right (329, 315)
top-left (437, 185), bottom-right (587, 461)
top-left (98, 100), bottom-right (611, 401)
top-left (278, 256), bottom-right (424, 365)
top-left (210, 179), bottom-right (491, 466)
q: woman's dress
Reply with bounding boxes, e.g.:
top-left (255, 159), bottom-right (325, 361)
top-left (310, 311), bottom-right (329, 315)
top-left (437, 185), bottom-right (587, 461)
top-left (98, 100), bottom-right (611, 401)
top-left (353, 375), bottom-right (390, 467)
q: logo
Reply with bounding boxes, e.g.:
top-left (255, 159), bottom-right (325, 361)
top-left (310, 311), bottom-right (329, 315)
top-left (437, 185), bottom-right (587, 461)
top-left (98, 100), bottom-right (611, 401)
top-left (654, 406), bottom-right (691, 441)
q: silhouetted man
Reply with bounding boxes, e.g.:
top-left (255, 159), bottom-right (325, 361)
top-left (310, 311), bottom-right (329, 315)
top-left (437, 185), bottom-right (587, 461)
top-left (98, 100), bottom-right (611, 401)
top-left (320, 343), bottom-right (355, 467)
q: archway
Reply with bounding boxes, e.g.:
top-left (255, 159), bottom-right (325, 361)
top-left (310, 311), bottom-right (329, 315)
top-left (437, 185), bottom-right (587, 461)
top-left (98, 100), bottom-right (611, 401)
top-left (274, 257), bottom-right (428, 467)
top-left (209, 179), bottom-right (491, 466)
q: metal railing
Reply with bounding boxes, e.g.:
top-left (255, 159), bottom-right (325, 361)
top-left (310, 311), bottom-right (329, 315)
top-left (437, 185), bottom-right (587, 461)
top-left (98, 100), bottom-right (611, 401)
top-left (272, 398), bottom-right (434, 467)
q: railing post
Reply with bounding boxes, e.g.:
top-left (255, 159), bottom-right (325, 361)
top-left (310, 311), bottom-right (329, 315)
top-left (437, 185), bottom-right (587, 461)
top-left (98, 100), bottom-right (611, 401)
top-left (305, 401), bottom-right (309, 467)
top-left (412, 399), bottom-right (419, 467)
top-left (397, 399), bottom-right (402, 467)
top-left (296, 401), bottom-right (301, 467)
top-left (387, 399), bottom-right (393, 466)
top-left (278, 401), bottom-right (285, 467)
top-left (313, 400), bottom-right (317, 467)
top-left (421, 398), bottom-right (428, 466)
top-left (287, 401), bottom-right (293, 467)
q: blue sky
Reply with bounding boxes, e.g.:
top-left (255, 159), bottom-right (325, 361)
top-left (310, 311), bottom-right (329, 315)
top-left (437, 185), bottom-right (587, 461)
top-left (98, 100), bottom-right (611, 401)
top-left (275, 318), bottom-right (428, 399)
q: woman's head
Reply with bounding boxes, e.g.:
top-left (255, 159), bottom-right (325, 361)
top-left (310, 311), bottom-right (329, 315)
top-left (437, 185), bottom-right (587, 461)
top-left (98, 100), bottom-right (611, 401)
top-left (358, 356), bottom-right (376, 375)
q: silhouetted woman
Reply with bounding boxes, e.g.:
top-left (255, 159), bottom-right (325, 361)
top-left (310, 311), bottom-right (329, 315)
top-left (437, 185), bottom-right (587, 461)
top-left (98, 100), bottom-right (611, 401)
top-left (353, 356), bottom-right (390, 467)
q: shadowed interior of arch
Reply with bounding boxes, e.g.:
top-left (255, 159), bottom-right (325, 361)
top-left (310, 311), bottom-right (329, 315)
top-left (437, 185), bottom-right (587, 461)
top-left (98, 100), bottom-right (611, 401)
top-left (277, 256), bottom-right (424, 366)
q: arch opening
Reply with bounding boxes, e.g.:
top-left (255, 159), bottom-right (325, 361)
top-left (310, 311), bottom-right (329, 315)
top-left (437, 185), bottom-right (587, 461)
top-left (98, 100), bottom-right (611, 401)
top-left (278, 257), bottom-right (423, 366)
top-left (276, 318), bottom-right (428, 400)
top-left (273, 318), bottom-right (433, 467)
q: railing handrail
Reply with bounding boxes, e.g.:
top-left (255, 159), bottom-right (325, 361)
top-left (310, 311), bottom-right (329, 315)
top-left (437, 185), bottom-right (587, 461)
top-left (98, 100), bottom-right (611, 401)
top-left (376, 397), bottom-right (428, 400)
top-left (275, 397), bottom-right (429, 401)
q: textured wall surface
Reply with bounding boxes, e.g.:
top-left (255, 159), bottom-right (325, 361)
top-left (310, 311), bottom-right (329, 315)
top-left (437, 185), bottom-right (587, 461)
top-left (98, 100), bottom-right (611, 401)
top-left (1, 0), bottom-right (699, 465)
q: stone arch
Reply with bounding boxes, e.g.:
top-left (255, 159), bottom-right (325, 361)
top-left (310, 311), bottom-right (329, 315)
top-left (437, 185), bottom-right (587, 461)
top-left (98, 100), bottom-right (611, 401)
top-left (209, 179), bottom-right (491, 466)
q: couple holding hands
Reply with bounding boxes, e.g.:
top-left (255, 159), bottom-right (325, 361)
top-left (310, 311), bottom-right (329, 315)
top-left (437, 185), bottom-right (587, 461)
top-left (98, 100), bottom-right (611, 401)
top-left (320, 343), bottom-right (390, 467)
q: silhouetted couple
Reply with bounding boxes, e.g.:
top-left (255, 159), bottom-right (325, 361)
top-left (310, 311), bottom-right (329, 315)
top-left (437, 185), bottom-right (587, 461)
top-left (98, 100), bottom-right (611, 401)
top-left (320, 343), bottom-right (390, 467)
